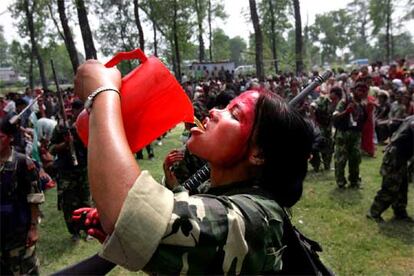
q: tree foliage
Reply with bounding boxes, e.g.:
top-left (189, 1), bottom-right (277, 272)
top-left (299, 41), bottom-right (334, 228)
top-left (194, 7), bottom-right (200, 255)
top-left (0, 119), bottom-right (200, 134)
top-left (259, 0), bottom-right (292, 73)
top-left (229, 36), bottom-right (247, 66)
top-left (309, 9), bottom-right (354, 64)
top-left (0, 26), bottom-right (10, 67)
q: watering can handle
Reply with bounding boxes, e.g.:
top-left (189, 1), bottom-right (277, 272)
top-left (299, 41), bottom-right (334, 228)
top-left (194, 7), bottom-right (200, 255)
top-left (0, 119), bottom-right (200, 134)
top-left (104, 48), bottom-right (148, 68)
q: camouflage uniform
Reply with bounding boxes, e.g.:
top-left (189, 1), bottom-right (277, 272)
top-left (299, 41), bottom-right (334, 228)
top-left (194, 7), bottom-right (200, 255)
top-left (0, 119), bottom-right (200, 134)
top-left (49, 125), bottom-right (90, 236)
top-left (389, 101), bottom-right (407, 134)
top-left (312, 96), bottom-right (335, 170)
top-left (369, 116), bottom-right (414, 219)
top-left (100, 171), bottom-right (287, 274)
top-left (333, 99), bottom-right (366, 188)
top-left (1, 149), bottom-right (44, 275)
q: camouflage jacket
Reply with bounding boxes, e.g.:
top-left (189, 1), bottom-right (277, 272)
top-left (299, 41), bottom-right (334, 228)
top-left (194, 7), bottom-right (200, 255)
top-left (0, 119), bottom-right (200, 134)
top-left (389, 101), bottom-right (407, 121)
top-left (49, 124), bottom-right (87, 173)
top-left (386, 115), bottom-right (414, 162)
top-left (0, 149), bottom-right (44, 250)
top-left (100, 171), bottom-right (286, 274)
top-left (314, 96), bottom-right (335, 128)
top-left (333, 99), bottom-right (366, 131)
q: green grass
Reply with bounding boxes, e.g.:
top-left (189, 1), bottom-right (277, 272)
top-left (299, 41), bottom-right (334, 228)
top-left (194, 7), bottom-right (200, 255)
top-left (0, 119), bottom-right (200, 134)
top-left (38, 125), bottom-right (414, 275)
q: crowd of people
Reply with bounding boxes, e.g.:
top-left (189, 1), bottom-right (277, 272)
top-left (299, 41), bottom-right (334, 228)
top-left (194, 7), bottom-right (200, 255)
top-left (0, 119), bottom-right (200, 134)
top-left (0, 57), bottom-right (413, 274)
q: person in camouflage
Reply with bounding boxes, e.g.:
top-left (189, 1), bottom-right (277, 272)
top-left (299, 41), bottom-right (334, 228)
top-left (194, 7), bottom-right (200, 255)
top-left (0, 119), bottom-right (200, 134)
top-left (49, 100), bottom-right (90, 241)
top-left (310, 87), bottom-right (343, 171)
top-left (168, 147), bottom-right (207, 185)
top-left (388, 90), bottom-right (408, 134)
top-left (73, 60), bottom-right (314, 275)
top-left (367, 116), bottom-right (414, 222)
top-left (1, 116), bottom-right (44, 275)
top-left (332, 82), bottom-right (367, 188)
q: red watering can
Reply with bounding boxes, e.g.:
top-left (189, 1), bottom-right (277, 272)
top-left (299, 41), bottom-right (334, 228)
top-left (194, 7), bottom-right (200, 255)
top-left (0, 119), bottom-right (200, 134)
top-left (76, 48), bottom-right (194, 153)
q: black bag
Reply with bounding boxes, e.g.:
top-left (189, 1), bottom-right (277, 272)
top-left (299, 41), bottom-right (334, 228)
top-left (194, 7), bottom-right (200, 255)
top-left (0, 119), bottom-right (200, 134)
top-left (279, 211), bottom-right (335, 276)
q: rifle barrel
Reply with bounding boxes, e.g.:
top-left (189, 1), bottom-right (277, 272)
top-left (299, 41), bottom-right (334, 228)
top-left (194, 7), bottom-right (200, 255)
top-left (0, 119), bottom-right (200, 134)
top-left (50, 59), bottom-right (78, 166)
top-left (289, 70), bottom-right (333, 107)
top-left (8, 94), bottom-right (42, 125)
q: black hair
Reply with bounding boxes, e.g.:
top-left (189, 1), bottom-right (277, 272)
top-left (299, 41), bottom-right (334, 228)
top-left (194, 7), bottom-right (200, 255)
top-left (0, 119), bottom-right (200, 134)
top-left (15, 98), bottom-right (27, 107)
top-left (215, 89), bottom-right (236, 108)
top-left (330, 86), bottom-right (343, 98)
top-left (0, 116), bottom-right (18, 136)
top-left (252, 93), bottom-right (313, 207)
top-left (71, 99), bottom-right (84, 110)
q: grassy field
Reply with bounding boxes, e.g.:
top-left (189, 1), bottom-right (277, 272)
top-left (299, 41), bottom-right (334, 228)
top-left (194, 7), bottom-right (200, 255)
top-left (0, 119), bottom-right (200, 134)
top-left (37, 124), bottom-right (414, 275)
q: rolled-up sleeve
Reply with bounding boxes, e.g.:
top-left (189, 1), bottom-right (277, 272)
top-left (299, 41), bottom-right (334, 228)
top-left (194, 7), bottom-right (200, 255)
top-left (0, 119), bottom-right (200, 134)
top-left (99, 171), bottom-right (174, 271)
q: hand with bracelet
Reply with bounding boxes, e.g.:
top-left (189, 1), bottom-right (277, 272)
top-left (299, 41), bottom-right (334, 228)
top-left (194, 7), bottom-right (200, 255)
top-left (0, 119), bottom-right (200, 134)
top-left (74, 60), bottom-right (122, 104)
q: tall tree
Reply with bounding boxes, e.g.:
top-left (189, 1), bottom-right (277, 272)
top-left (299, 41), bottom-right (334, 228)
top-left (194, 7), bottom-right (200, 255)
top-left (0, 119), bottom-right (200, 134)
top-left (207, 0), bottom-right (226, 61)
top-left (96, 0), bottom-right (139, 73)
top-left (309, 10), bottom-right (354, 64)
top-left (347, 0), bottom-right (369, 59)
top-left (23, 0), bottom-right (48, 89)
top-left (229, 36), bottom-right (247, 66)
top-left (172, 0), bottom-right (181, 79)
top-left (267, 0), bottom-right (278, 73)
top-left (57, 0), bottom-right (79, 73)
top-left (0, 26), bottom-right (9, 67)
top-left (212, 28), bottom-right (230, 60)
top-left (292, 0), bottom-right (303, 75)
top-left (75, 0), bottom-right (97, 59)
top-left (144, 0), bottom-right (160, 56)
top-left (133, 0), bottom-right (145, 50)
top-left (369, 0), bottom-right (393, 63)
top-left (260, 0), bottom-right (291, 74)
top-left (208, 0), bottom-right (212, 61)
top-left (194, 0), bottom-right (205, 61)
top-left (249, 0), bottom-right (264, 81)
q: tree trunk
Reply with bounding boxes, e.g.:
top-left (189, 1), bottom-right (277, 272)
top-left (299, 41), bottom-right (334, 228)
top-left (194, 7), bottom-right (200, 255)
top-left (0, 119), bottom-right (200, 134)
top-left (208, 0), bottom-right (213, 61)
top-left (133, 0), bottom-right (145, 50)
top-left (57, 0), bottom-right (79, 73)
top-left (172, 0), bottom-right (181, 81)
top-left (249, 0), bottom-right (264, 81)
top-left (75, 0), bottom-right (97, 59)
top-left (29, 53), bottom-right (34, 89)
top-left (148, 1), bottom-right (158, 57)
top-left (118, 5), bottom-right (133, 71)
top-left (47, 3), bottom-right (65, 41)
top-left (293, 0), bottom-right (304, 76)
top-left (24, 0), bottom-right (48, 90)
top-left (170, 39), bottom-right (177, 77)
top-left (385, 0), bottom-right (391, 64)
top-left (268, 0), bottom-right (278, 73)
top-left (152, 21), bottom-right (158, 57)
top-left (195, 0), bottom-right (205, 62)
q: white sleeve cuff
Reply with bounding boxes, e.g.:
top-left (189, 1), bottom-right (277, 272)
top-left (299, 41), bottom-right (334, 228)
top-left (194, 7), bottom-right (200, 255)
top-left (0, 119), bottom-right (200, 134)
top-left (99, 171), bottom-right (174, 271)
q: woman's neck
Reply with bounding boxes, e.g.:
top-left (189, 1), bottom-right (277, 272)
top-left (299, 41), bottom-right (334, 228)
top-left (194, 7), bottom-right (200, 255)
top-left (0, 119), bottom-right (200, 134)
top-left (209, 162), bottom-right (253, 187)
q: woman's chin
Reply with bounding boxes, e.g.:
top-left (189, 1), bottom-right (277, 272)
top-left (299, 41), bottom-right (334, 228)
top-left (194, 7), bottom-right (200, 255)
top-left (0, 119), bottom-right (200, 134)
top-left (186, 138), bottom-right (206, 159)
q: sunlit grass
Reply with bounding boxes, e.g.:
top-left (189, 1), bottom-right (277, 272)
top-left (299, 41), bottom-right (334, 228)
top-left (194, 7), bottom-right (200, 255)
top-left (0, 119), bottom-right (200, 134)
top-left (38, 125), bottom-right (413, 275)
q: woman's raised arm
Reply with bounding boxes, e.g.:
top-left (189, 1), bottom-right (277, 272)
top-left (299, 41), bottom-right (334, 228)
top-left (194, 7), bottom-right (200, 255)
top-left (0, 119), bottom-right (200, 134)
top-left (74, 60), bottom-right (140, 234)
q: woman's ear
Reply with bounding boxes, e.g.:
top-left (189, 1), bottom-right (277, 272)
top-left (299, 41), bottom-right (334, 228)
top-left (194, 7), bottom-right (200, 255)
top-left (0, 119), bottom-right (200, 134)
top-left (248, 146), bottom-right (265, 166)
